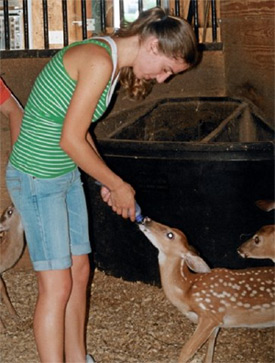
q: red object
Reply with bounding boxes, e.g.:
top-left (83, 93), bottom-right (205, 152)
top-left (0, 78), bottom-right (11, 105)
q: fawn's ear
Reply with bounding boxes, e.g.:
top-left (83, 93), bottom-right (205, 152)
top-left (184, 251), bottom-right (211, 273)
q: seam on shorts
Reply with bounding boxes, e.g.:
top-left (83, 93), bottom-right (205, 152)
top-left (29, 177), bottom-right (50, 262)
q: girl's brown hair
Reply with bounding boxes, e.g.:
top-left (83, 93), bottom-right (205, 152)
top-left (115, 7), bottom-right (199, 100)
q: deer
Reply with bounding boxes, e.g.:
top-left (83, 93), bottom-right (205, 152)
top-left (0, 203), bottom-right (24, 330)
top-left (255, 199), bottom-right (275, 212)
top-left (238, 200), bottom-right (275, 262)
top-left (238, 225), bottom-right (275, 262)
top-left (138, 217), bottom-right (275, 363)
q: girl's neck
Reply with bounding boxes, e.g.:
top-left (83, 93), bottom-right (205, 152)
top-left (113, 35), bottom-right (140, 70)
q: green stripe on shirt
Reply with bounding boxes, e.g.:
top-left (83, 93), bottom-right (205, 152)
top-left (10, 38), bottom-right (117, 179)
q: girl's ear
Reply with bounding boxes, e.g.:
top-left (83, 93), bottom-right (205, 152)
top-left (147, 36), bottom-right (159, 55)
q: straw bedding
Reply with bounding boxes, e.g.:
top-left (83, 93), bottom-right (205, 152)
top-left (0, 268), bottom-right (274, 363)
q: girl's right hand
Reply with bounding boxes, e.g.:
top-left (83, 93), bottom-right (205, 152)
top-left (108, 181), bottom-right (136, 221)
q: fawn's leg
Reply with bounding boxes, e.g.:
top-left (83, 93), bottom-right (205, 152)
top-left (204, 327), bottom-right (220, 363)
top-left (0, 276), bottom-right (17, 316)
top-left (178, 318), bottom-right (218, 363)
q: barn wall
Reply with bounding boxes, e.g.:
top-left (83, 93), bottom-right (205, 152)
top-left (220, 0), bottom-right (274, 124)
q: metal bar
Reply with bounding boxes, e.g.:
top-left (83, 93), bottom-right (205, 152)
top-left (3, 0), bottom-right (10, 50)
top-left (100, 0), bottom-right (106, 33)
top-left (0, 42), bottom-right (223, 59)
top-left (1, 0), bottom-right (222, 54)
top-left (62, 0), bottom-right (69, 47)
top-left (81, 0), bottom-right (87, 39)
top-left (175, 0), bottom-right (180, 16)
top-left (62, 0), bottom-right (69, 46)
top-left (193, 0), bottom-right (199, 41)
top-left (211, 0), bottom-right (217, 42)
top-left (119, 0), bottom-right (124, 25)
top-left (42, 0), bottom-right (49, 49)
top-left (187, 0), bottom-right (193, 24)
top-left (138, 0), bottom-right (143, 13)
top-left (22, 0), bottom-right (29, 49)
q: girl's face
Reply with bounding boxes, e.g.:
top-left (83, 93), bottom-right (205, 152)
top-left (133, 37), bottom-right (189, 83)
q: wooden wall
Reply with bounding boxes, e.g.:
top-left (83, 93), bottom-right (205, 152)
top-left (31, 0), bottom-right (93, 49)
top-left (220, 0), bottom-right (274, 124)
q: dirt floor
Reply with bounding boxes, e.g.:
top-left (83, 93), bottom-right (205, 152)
top-left (0, 267), bottom-right (274, 363)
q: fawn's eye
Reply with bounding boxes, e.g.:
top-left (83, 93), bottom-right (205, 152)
top-left (167, 232), bottom-right (174, 240)
top-left (7, 209), bottom-right (13, 216)
top-left (254, 235), bottom-right (260, 244)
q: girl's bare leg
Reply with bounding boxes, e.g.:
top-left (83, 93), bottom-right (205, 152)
top-left (34, 269), bottom-right (73, 362)
top-left (65, 254), bottom-right (91, 362)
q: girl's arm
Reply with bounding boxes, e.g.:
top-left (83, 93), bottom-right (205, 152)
top-left (86, 131), bottom-right (113, 209)
top-left (60, 43), bottom-right (136, 221)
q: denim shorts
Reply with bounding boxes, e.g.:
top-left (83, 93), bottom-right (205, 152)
top-left (6, 162), bottom-right (91, 271)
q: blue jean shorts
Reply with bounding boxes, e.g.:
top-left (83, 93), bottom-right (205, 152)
top-left (6, 162), bottom-right (91, 271)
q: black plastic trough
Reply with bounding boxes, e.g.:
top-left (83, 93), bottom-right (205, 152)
top-left (83, 97), bottom-right (274, 285)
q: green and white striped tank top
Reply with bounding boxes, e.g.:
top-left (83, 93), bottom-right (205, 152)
top-left (10, 37), bottom-right (119, 179)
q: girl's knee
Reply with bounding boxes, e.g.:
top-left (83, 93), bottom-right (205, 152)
top-left (72, 255), bottom-right (91, 286)
top-left (37, 269), bottom-right (73, 304)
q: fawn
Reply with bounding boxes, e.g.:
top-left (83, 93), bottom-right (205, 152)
top-left (238, 200), bottom-right (275, 262)
top-left (238, 225), bottom-right (275, 262)
top-left (138, 217), bottom-right (274, 363)
top-left (0, 203), bottom-right (24, 329)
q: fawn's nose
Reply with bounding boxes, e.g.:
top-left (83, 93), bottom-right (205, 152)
top-left (142, 216), bottom-right (151, 225)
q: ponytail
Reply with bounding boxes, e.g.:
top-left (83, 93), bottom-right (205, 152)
top-left (115, 7), bottom-right (199, 100)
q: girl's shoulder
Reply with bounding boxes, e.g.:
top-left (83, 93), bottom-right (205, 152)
top-left (62, 38), bottom-right (114, 82)
top-left (64, 37), bottom-right (112, 54)
top-left (63, 37), bottom-right (113, 65)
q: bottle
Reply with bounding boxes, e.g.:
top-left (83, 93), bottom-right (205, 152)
top-left (134, 202), bottom-right (144, 223)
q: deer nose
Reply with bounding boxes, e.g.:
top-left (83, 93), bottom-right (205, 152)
top-left (142, 216), bottom-right (151, 225)
top-left (237, 248), bottom-right (247, 258)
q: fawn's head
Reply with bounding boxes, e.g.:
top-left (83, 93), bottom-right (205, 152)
top-left (238, 225), bottom-right (275, 260)
top-left (0, 204), bottom-right (17, 233)
top-left (139, 217), bottom-right (189, 254)
top-left (139, 217), bottom-right (210, 273)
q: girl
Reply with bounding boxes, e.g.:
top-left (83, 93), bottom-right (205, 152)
top-left (6, 7), bottom-right (199, 363)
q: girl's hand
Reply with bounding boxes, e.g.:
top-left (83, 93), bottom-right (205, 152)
top-left (100, 185), bottom-right (111, 204)
top-left (109, 182), bottom-right (136, 222)
top-left (100, 182), bottom-right (136, 222)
